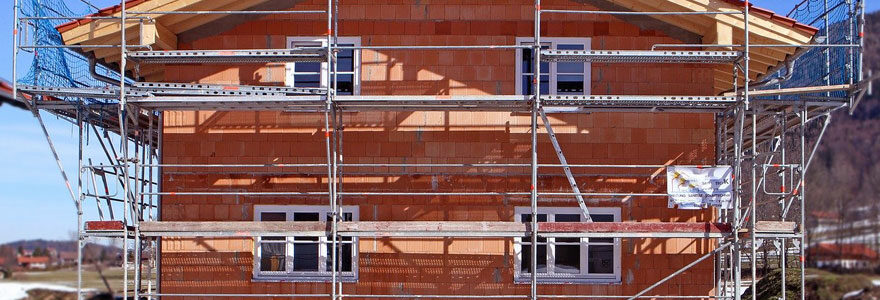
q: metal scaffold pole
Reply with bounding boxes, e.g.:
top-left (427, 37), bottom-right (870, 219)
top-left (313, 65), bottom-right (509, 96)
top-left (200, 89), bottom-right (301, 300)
top-left (531, 1), bottom-right (541, 299)
top-left (76, 107), bottom-right (84, 300)
top-left (799, 106), bottom-right (808, 300)
top-left (117, 0), bottom-right (133, 298)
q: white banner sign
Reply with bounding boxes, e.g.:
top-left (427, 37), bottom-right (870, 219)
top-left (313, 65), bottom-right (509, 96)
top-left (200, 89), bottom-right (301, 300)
top-left (667, 166), bottom-right (733, 210)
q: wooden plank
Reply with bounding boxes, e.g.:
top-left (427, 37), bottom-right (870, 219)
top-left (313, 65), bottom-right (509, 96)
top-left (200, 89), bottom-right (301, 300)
top-left (84, 220), bottom-right (125, 231)
top-left (755, 221), bottom-right (797, 233)
top-left (138, 221), bottom-right (733, 238)
top-left (540, 222), bottom-right (732, 233)
top-left (723, 84), bottom-right (853, 97)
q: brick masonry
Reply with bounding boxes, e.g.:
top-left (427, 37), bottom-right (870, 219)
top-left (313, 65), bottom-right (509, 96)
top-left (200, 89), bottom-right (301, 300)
top-left (160, 0), bottom-right (719, 297)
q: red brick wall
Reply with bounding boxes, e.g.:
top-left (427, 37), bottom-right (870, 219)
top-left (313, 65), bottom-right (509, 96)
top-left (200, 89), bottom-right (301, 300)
top-left (160, 0), bottom-right (718, 298)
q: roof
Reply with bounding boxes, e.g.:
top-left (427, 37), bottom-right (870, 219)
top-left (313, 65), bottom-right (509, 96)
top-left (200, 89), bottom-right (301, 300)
top-left (0, 79), bottom-right (27, 110)
top-left (17, 256), bottom-right (50, 264)
top-left (56, 0), bottom-right (818, 93)
top-left (808, 243), bottom-right (879, 261)
top-left (56, 0), bottom-right (817, 36)
top-left (722, 0), bottom-right (817, 35)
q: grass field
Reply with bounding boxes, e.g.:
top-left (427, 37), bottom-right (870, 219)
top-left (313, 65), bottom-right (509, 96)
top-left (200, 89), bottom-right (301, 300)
top-left (2, 267), bottom-right (126, 293)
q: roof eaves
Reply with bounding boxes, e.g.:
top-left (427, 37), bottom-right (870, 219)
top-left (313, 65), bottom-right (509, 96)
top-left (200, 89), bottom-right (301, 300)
top-left (721, 0), bottom-right (820, 36)
top-left (56, 0), bottom-right (149, 34)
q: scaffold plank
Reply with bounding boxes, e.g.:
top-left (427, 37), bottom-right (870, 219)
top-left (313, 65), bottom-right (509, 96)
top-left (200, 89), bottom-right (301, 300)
top-left (540, 50), bottom-right (741, 63)
top-left (126, 94), bottom-right (740, 112)
top-left (541, 95), bottom-right (736, 111)
top-left (17, 85), bottom-right (147, 98)
top-left (133, 82), bottom-right (326, 96)
top-left (127, 49), bottom-right (327, 64)
top-left (127, 95), bottom-right (328, 111)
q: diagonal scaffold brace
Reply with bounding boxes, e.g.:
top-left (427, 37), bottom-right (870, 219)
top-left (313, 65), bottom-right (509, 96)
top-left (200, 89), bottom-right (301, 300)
top-left (538, 106), bottom-right (593, 222)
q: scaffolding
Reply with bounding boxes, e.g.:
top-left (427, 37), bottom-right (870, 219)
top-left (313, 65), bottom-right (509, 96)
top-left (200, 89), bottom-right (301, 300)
top-left (9, 0), bottom-right (871, 299)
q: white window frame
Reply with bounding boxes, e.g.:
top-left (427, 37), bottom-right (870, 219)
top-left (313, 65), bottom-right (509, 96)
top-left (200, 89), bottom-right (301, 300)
top-left (285, 36), bottom-right (361, 95)
top-left (513, 206), bottom-right (621, 284)
top-left (514, 37), bottom-right (592, 96)
top-left (253, 205), bottom-right (359, 282)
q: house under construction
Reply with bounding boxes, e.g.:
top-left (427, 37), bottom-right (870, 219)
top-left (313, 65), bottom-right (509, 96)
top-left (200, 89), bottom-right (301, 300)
top-left (9, 0), bottom-right (873, 299)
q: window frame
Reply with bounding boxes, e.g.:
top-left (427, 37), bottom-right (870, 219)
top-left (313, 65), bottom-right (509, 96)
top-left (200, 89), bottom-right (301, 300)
top-left (253, 205), bottom-right (360, 282)
top-left (513, 206), bottom-right (621, 284)
top-left (285, 36), bottom-right (361, 95)
top-left (514, 37), bottom-right (592, 96)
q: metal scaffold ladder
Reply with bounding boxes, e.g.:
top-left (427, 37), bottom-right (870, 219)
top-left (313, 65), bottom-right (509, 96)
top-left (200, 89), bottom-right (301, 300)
top-left (538, 107), bottom-right (592, 222)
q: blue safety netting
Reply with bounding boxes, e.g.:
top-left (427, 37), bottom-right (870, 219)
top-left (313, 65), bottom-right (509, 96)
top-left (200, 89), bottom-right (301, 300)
top-left (17, 0), bottom-right (123, 104)
top-left (765, 0), bottom-right (863, 99)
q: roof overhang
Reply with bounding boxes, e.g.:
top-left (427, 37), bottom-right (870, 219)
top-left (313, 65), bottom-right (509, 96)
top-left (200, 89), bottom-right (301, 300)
top-left (57, 0), bottom-right (817, 94)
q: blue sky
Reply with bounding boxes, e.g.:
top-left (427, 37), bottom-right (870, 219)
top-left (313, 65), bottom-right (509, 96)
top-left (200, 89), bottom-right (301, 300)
top-left (0, 0), bottom-right (877, 243)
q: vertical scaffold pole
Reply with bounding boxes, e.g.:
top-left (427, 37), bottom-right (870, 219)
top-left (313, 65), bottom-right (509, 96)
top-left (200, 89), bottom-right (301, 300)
top-left (799, 106), bottom-right (807, 300)
top-left (744, 2), bottom-right (757, 300)
top-left (733, 101), bottom-right (744, 300)
top-left (12, 0), bottom-right (17, 102)
top-left (155, 111), bottom-right (164, 297)
top-left (76, 108), bottom-right (84, 300)
top-left (118, 0), bottom-right (131, 298)
top-left (750, 105), bottom-right (758, 300)
top-left (531, 1), bottom-right (541, 300)
top-left (780, 113), bottom-right (787, 300)
top-left (326, 1), bottom-right (337, 299)
top-left (331, 0), bottom-right (342, 298)
top-left (824, 0), bottom-right (831, 97)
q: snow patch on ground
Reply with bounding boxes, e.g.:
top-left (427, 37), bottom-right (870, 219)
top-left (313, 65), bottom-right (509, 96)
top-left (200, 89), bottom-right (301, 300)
top-left (0, 282), bottom-right (80, 300)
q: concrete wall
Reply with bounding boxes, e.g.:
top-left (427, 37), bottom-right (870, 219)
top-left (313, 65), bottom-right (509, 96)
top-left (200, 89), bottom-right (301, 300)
top-left (159, 0), bottom-right (719, 297)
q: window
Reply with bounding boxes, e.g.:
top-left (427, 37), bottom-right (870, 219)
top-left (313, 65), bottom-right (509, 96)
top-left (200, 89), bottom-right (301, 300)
top-left (285, 37), bottom-right (361, 95)
top-left (253, 205), bottom-right (359, 281)
top-left (515, 37), bottom-right (591, 96)
top-left (513, 207), bottom-right (620, 284)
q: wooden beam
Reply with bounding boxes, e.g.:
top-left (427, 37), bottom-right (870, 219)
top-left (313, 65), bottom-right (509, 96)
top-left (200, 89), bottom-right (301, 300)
top-left (703, 21), bottom-right (733, 50)
top-left (163, 0), bottom-right (271, 34)
top-left (618, 0), bottom-right (710, 35)
top-left (60, 0), bottom-right (178, 45)
top-left (145, 20), bottom-right (178, 50)
top-left (616, 0), bottom-right (813, 45)
top-left (136, 221), bottom-right (733, 238)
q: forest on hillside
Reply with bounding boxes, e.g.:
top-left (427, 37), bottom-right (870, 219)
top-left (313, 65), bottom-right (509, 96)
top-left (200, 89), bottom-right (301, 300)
top-left (805, 11), bottom-right (880, 222)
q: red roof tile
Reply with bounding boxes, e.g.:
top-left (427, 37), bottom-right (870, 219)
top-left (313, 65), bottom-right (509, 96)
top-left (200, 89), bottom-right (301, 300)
top-left (721, 0), bottom-right (819, 35)
top-left (17, 256), bottom-right (50, 264)
top-left (809, 243), bottom-right (879, 260)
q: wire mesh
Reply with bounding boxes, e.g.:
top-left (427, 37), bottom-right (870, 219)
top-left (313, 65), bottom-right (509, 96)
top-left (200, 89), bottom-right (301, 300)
top-left (767, 0), bottom-right (862, 99)
top-left (17, 0), bottom-right (124, 104)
